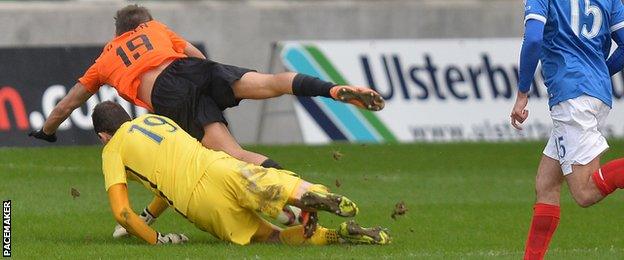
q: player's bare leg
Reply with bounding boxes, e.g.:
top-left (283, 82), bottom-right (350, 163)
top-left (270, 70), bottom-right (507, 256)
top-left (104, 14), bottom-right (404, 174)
top-left (535, 156), bottom-right (565, 205)
top-left (232, 72), bottom-right (385, 111)
top-left (232, 72), bottom-right (295, 98)
top-left (565, 157), bottom-right (605, 207)
top-left (524, 155), bottom-right (564, 260)
top-left (201, 122), bottom-right (268, 165)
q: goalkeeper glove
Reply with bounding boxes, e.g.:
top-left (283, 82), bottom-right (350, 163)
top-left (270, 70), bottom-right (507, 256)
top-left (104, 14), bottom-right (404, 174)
top-left (28, 129), bottom-right (57, 142)
top-left (156, 233), bottom-right (189, 245)
top-left (112, 208), bottom-right (156, 238)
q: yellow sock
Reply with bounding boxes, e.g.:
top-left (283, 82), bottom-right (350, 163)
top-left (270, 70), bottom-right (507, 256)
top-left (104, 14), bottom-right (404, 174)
top-left (308, 226), bottom-right (340, 245)
top-left (279, 225), bottom-right (340, 246)
top-left (279, 226), bottom-right (306, 245)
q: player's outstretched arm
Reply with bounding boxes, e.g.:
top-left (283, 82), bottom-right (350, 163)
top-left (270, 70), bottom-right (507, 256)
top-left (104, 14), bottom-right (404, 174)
top-left (146, 196), bottom-right (170, 217)
top-left (108, 184), bottom-right (159, 244)
top-left (607, 30), bottom-right (624, 75)
top-left (29, 82), bottom-right (93, 142)
top-left (112, 196), bottom-right (169, 238)
top-left (108, 184), bottom-right (187, 245)
top-left (184, 42), bottom-right (206, 59)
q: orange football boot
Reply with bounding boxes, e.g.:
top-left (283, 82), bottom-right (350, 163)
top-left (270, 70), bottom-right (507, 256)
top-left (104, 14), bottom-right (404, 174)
top-left (329, 86), bottom-right (385, 111)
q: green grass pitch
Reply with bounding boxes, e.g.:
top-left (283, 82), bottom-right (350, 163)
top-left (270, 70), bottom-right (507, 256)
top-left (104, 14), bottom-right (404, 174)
top-left (2, 141), bottom-right (624, 259)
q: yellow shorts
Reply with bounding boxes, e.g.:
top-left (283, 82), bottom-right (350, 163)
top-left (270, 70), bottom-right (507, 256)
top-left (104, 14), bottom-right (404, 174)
top-left (186, 157), bottom-right (301, 245)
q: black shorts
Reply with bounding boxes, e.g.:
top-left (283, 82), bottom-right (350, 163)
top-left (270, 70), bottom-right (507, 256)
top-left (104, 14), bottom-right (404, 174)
top-left (151, 57), bottom-right (254, 140)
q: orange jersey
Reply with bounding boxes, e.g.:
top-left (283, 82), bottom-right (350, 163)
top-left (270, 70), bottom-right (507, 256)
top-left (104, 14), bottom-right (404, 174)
top-left (79, 20), bottom-right (187, 109)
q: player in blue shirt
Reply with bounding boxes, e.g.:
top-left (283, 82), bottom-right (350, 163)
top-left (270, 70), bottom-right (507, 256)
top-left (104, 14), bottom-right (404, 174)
top-left (512, 0), bottom-right (624, 259)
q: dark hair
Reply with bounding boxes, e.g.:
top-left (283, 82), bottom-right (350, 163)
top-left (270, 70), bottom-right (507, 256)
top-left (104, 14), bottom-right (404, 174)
top-left (92, 101), bottom-right (132, 135)
top-left (114, 4), bottom-right (153, 36)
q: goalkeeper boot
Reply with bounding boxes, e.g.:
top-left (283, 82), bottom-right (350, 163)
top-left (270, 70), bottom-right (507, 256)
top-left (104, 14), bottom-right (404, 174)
top-left (338, 220), bottom-right (391, 245)
top-left (330, 85), bottom-right (385, 111)
top-left (300, 191), bottom-right (358, 217)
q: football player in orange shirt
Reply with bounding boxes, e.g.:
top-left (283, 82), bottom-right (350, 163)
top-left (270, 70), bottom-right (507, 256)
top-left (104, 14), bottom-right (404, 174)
top-left (30, 4), bottom-right (384, 167)
top-left (28, 4), bottom-right (385, 239)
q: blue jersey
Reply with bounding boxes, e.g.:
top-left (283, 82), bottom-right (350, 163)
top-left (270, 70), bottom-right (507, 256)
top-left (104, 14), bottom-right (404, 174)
top-left (525, 0), bottom-right (624, 107)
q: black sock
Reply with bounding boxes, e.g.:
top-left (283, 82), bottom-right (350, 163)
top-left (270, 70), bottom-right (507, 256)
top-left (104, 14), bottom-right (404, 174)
top-left (261, 158), bottom-right (283, 169)
top-left (292, 74), bottom-right (336, 98)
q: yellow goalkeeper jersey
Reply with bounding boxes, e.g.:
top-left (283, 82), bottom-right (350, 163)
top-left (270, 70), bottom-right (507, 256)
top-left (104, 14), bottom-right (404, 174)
top-left (101, 114), bottom-right (230, 216)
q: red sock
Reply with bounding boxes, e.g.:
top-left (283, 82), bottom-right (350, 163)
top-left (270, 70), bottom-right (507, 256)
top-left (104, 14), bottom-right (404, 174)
top-left (524, 203), bottom-right (560, 260)
top-left (591, 158), bottom-right (624, 196)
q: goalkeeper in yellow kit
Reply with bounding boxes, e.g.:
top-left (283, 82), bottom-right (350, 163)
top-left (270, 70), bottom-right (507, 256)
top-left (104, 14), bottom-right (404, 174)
top-left (92, 101), bottom-right (390, 245)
